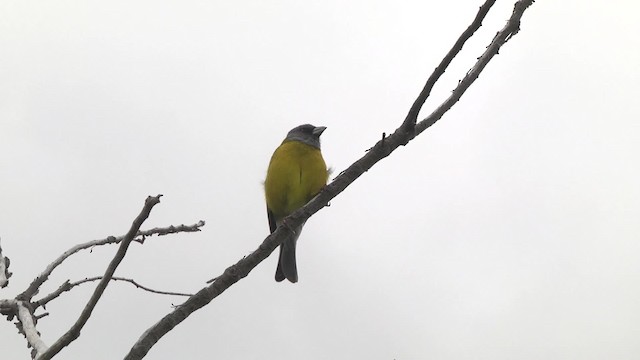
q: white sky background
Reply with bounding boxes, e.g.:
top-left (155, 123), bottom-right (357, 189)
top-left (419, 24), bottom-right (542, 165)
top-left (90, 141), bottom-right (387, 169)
top-left (1, 0), bottom-right (639, 359)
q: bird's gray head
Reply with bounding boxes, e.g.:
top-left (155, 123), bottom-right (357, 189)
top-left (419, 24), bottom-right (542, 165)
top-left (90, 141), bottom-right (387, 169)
top-left (284, 124), bottom-right (326, 149)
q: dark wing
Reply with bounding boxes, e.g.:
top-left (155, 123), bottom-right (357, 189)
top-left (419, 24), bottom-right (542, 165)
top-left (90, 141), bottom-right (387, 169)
top-left (267, 207), bottom-right (278, 233)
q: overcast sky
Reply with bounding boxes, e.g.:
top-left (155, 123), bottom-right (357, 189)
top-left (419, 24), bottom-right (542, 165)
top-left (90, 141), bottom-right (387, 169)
top-left (1, 0), bottom-right (639, 359)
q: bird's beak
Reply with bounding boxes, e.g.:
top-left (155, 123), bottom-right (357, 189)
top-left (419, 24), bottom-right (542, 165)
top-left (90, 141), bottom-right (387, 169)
top-left (313, 126), bottom-right (327, 136)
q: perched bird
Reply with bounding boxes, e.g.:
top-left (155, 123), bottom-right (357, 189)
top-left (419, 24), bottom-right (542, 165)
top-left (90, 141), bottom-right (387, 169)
top-left (264, 124), bottom-right (328, 283)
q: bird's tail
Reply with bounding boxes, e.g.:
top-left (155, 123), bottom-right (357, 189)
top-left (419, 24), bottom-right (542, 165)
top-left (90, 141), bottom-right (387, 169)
top-left (275, 221), bottom-right (305, 283)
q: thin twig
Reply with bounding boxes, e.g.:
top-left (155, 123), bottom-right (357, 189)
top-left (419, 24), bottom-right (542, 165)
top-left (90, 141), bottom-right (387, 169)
top-left (123, 2), bottom-right (536, 359)
top-left (106, 276), bottom-right (193, 297)
top-left (35, 276), bottom-right (192, 308)
top-left (38, 195), bottom-right (162, 360)
top-left (17, 220), bottom-right (204, 302)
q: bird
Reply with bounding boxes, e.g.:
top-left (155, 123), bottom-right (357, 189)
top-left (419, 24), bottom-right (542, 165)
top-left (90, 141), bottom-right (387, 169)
top-left (264, 124), bottom-right (328, 283)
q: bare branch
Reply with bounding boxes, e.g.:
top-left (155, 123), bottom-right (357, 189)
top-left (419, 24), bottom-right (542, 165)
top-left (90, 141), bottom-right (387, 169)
top-left (17, 221), bottom-right (204, 302)
top-left (124, 1), bottom-right (536, 359)
top-left (401, 0), bottom-right (496, 134)
top-left (38, 195), bottom-right (162, 360)
top-left (35, 276), bottom-right (192, 308)
top-left (0, 238), bottom-right (11, 288)
top-left (416, 0), bottom-right (535, 134)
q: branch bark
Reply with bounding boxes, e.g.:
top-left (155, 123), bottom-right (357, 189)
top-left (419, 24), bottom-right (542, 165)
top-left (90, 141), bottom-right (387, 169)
top-left (124, 1), bottom-right (536, 359)
top-left (17, 300), bottom-right (48, 358)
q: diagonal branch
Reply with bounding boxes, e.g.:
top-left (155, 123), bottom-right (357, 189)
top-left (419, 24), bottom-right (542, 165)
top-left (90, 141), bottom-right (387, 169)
top-left (35, 276), bottom-right (192, 309)
top-left (123, 1), bottom-right (536, 359)
top-left (17, 221), bottom-right (204, 302)
top-left (37, 195), bottom-right (162, 360)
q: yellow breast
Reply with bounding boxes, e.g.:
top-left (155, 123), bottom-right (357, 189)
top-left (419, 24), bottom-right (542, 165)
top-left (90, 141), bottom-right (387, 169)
top-left (264, 140), bottom-right (328, 219)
